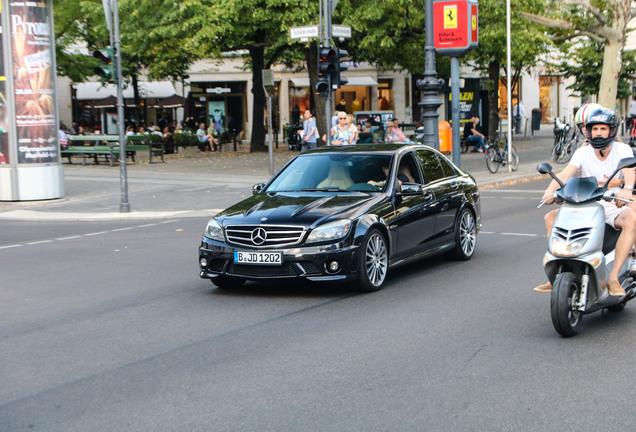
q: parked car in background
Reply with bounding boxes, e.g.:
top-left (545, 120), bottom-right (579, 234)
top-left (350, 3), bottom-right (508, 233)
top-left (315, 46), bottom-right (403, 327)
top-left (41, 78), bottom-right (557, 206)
top-left (199, 144), bottom-right (481, 292)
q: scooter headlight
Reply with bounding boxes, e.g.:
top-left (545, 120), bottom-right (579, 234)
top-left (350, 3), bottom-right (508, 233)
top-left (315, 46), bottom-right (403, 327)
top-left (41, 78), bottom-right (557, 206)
top-left (551, 237), bottom-right (588, 256)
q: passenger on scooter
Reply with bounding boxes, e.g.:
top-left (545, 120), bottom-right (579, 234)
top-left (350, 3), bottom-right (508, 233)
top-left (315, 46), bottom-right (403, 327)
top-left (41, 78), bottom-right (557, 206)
top-left (535, 107), bottom-right (636, 297)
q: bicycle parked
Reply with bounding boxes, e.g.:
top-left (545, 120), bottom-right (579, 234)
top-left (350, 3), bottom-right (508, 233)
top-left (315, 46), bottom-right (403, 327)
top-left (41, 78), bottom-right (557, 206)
top-left (551, 117), bottom-right (577, 164)
top-left (485, 135), bottom-right (519, 173)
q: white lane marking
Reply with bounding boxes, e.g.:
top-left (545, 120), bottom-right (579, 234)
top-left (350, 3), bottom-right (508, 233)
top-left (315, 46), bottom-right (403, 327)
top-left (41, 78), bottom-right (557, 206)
top-left (57, 235), bottom-right (82, 240)
top-left (0, 220), bottom-right (184, 252)
top-left (501, 232), bottom-right (539, 237)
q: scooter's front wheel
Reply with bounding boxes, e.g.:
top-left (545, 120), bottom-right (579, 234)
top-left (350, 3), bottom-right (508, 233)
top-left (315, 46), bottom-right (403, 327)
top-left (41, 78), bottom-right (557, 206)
top-left (551, 272), bottom-right (582, 337)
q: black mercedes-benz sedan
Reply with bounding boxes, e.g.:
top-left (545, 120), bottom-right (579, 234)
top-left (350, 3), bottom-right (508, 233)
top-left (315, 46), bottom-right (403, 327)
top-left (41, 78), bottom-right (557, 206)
top-left (199, 144), bottom-right (481, 291)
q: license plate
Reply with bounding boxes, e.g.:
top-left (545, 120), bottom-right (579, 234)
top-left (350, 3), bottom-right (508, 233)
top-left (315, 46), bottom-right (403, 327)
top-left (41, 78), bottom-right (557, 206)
top-left (234, 251), bottom-right (283, 265)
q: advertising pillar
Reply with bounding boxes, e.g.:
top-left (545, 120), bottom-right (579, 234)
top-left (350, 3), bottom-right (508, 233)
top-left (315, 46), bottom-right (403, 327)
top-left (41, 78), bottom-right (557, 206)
top-left (0, 0), bottom-right (64, 201)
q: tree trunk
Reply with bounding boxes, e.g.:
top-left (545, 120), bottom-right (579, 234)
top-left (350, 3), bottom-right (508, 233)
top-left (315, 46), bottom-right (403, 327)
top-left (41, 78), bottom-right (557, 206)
top-left (597, 0), bottom-right (630, 108)
top-left (488, 60), bottom-right (500, 139)
top-left (305, 43), bottom-right (327, 145)
top-left (249, 44), bottom-right (267, 152)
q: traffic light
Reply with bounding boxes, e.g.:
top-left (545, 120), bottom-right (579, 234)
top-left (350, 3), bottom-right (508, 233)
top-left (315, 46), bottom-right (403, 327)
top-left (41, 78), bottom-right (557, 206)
top-left (334, 48), bottom-right (348, 89)
top-left (93, 48), bottom-right (116, 83)
top-left (317, 46), bottom-right (336, 95)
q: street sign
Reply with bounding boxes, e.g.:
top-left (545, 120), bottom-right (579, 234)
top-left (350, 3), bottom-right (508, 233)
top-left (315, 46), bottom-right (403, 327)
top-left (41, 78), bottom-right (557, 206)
top-left (332, 24), bottom-right (351, 39)
top-left (433, 0), bottom-right (478, 57)
top-left (290, 25), bottom-right (320, 40)
top-left (206, 87), bottom-right (231, 94)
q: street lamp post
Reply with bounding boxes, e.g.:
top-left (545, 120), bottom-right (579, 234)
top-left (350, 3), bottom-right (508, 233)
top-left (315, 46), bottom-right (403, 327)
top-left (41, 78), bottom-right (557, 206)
top-left (417, 0), bottom-right (444, 150)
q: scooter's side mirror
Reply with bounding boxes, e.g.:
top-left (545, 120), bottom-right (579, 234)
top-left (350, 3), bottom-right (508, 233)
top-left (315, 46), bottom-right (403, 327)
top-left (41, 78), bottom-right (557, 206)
top-left (602, 157), bottom-right (636, 189)
top-left (617, 157), bottom-right (636, 170)
top-left (537, 163), bottom-right (552, 175)
top-left (538, 162), bottom-right (565, 188)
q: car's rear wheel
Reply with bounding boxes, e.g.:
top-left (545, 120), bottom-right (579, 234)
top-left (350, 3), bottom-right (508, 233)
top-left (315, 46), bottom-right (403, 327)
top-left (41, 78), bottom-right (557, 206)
top-left (211, 275), bottom-right (245, 289)
top-left (355, 228), bottom-right (388, 292)
top-left (451, 208), bottom-right (476, 260)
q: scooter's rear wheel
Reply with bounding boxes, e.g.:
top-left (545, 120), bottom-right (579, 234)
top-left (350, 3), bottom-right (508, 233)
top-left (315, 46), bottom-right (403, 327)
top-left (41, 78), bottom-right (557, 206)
top-left (551, 272), bottom-right (582, 337)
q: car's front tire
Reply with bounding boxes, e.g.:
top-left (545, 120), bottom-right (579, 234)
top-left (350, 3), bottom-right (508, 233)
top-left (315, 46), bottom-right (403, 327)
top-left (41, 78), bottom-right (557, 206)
top-left (354, 228), bottom-right (388, 292)
top-left (451, 208), bottom-right (476, 260)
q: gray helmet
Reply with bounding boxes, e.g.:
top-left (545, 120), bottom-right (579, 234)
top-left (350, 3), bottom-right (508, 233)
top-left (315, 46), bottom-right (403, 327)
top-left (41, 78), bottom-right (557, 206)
top-left (585, 107), bottom-right (618, 150)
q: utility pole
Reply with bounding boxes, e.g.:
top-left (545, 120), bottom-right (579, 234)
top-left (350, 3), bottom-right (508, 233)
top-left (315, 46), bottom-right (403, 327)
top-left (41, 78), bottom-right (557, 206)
top-left (417, 0), bottom-right (444, 150)
top-left (112, 0), bottom-right (129, 212)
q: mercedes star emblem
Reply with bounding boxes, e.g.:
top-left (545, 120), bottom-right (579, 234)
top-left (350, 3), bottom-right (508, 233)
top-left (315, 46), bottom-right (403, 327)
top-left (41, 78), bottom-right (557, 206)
top-left (251, 227), bottom-right (267, 245)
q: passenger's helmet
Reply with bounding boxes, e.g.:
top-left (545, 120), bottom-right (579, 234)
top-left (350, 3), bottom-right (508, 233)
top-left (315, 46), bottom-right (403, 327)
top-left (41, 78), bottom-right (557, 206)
top-left (585, 107), bottom-right (618, 150)
top-left (574, 103), bottom-right (602, 134)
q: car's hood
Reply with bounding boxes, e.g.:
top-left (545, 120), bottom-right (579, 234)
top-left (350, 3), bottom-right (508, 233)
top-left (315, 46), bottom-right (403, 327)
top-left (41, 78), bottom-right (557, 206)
top-left (216, 192), bottom-right (378, 226)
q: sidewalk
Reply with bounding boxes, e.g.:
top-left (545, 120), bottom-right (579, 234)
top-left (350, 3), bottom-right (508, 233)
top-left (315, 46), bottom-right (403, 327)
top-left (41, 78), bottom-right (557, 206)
top-left (0, 126), bottom-right (559, 222)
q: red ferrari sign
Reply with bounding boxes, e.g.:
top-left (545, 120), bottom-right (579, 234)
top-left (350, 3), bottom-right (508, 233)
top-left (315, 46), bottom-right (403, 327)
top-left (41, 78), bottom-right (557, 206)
top-left (433, 0), bottom-right (478, 56)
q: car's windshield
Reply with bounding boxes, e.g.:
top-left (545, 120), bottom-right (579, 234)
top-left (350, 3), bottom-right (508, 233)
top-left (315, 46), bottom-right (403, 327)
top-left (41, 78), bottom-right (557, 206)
top-left (267, 153), bottom-right (394, 192)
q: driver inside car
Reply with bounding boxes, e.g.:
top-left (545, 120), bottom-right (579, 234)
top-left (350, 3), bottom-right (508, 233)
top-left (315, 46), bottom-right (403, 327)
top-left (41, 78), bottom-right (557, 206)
top-left (534, 106), bottom-right (636, 297)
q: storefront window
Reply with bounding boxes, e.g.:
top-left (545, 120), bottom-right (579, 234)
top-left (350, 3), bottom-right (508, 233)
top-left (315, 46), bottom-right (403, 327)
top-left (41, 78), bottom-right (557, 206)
top-left (289, 86), bottom-right (309, 123)
top-left (377, 79), bottom-right (393, 111)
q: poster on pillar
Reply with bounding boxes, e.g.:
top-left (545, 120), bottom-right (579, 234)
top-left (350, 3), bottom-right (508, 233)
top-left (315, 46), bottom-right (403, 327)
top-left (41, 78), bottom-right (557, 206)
top-left (0, 2), bottom-right (9, 165)
top-left (10, 0), bottom-right (58, 164)
top-left (208, 101), bottom-right (226, 133)
top-left (446, 79), bottom-right (480, 124)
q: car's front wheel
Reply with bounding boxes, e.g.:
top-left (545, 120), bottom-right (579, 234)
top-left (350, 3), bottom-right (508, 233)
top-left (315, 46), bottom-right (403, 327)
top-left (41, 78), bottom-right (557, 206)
top-left (211, 275), bottom-right (246, 289)
top-left (355, 228), bottom-right (388, 292)
top-left (451, 208), bottom-right (476, 260)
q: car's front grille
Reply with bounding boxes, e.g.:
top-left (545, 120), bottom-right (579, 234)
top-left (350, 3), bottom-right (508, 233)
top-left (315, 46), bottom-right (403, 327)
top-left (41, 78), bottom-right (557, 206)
top-left (225, 225), bottom-right (305, 248)
top-left (227, 262), bottom-right (298, 277)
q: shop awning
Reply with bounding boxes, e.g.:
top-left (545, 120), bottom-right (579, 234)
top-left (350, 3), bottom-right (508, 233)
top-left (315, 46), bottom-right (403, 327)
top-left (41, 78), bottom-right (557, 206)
top-left (289, 76), bottom-right (378, 87)
top-left (76, 81), bottom-right (177, 100)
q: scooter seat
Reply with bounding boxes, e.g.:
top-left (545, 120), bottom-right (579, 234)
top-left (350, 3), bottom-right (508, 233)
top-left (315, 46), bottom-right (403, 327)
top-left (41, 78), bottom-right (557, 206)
top-left (602, 224), bottom-right (621, 255)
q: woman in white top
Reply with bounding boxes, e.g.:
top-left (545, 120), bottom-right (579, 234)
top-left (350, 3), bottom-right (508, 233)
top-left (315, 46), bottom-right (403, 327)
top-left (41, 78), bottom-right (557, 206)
top-left (331, 111), bottom-right (351, 145)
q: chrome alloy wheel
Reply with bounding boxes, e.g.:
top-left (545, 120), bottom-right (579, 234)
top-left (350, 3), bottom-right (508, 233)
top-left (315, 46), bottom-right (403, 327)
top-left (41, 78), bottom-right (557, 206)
top-left (459, 210), bottom-right (476, 257)
top-left (365, 232), bottom-right (388, 287)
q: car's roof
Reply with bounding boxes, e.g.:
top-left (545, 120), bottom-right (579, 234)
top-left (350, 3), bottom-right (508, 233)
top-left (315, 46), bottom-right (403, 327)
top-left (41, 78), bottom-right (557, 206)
top-left (301, 143), bottom-right (433, 155)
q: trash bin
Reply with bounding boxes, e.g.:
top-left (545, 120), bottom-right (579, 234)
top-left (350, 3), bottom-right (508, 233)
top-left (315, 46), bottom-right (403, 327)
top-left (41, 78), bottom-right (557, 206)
top-left (531, 108), bottom-right (541, 131)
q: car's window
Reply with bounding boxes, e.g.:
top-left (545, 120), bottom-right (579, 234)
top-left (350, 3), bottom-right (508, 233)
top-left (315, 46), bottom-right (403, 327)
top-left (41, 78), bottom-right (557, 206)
top-left (438, 154), bottom-right (458, 178)
top-left (396, 153), bottom-right (423, 184)
top-left (266, 153), bottom-right (393, 192)
top-left (414, 149), bottom-right (445, 184)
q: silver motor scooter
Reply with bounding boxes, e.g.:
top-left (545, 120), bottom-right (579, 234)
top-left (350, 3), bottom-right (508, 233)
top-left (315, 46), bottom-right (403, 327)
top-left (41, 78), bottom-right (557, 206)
top-left (537, 158), bottom-right (636, 337)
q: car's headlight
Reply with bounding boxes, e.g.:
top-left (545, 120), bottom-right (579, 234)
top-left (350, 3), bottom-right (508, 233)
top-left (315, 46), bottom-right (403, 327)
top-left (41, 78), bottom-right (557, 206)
top-left (205, 218), bottom-right (224, 241)
top-left (551, 237), bottom-right (587, 256)
top-left (306, 219), bottom-right (352, 244)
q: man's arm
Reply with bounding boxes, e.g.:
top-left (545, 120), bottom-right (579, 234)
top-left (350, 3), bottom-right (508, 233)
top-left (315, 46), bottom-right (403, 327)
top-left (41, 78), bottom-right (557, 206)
top-left (471, 128), bottom-right (484, 138)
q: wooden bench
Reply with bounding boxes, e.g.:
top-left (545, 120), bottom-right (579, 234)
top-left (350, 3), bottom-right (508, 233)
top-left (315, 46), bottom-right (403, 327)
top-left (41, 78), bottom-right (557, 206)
top-left (62, 135), bottom-right (120, 166)
top-left (124, 135), bottom-right (165, 163)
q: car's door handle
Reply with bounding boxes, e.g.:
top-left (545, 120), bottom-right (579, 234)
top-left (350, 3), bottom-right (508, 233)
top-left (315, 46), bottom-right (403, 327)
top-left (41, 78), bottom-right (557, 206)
top-left (451, 181), bottom-right (461, 189)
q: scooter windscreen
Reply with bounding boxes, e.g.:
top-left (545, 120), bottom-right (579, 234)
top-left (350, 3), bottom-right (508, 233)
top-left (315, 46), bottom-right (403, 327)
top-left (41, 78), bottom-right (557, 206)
top-left (555, 176), bottom-right (605, 204)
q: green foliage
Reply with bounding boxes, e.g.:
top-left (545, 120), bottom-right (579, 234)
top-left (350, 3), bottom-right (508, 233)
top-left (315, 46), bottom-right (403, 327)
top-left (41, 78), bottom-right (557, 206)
top-left (558, 41), bottom-right (636, 100)
top-left (173, 132), bottom-right (200, 148)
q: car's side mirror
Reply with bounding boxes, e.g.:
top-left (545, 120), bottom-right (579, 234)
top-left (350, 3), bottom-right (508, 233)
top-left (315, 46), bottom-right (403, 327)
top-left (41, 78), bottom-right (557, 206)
top-left (397, 184), bottom-right (422, 196)
top-left (252, 183), bottom-right (265, 195)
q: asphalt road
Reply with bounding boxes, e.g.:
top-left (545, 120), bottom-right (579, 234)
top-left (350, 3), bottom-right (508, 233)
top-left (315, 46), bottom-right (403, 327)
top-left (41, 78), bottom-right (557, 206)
top-left (2, 179), bottom-right (636, 431)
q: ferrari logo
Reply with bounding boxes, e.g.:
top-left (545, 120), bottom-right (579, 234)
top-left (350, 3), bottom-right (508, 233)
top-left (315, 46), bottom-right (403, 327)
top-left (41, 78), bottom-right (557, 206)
top-left (444, 5), bottom-right (458, 29)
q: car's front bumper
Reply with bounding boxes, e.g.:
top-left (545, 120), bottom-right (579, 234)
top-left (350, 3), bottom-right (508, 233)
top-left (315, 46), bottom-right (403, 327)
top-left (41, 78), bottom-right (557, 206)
top-left (199, 236), bottom-right (360, 282)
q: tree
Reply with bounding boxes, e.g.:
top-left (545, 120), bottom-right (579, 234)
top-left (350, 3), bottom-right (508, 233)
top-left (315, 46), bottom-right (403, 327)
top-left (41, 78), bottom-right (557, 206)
top-left (520, 0), bottom-right (635, 107)
top-left (465, 0), bottom-right (550, 137)
top-left (183, 0), bottom-right (315, 152)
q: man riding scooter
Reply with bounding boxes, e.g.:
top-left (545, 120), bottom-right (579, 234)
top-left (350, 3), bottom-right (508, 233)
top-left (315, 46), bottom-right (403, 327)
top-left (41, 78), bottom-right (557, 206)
top-left (535, 106), bottom-right (636, 296)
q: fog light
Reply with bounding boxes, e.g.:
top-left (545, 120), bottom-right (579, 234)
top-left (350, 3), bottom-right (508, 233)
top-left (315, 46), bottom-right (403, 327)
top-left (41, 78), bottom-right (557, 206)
top-left (327, 260), bottom-right (340, 273)
top-left (200, 257), bottom-right (208, 268)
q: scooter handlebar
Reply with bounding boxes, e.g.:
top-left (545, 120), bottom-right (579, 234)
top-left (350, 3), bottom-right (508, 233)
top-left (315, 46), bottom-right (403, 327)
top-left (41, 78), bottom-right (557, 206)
top-left (603, 190), bottom-right (634, 205)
